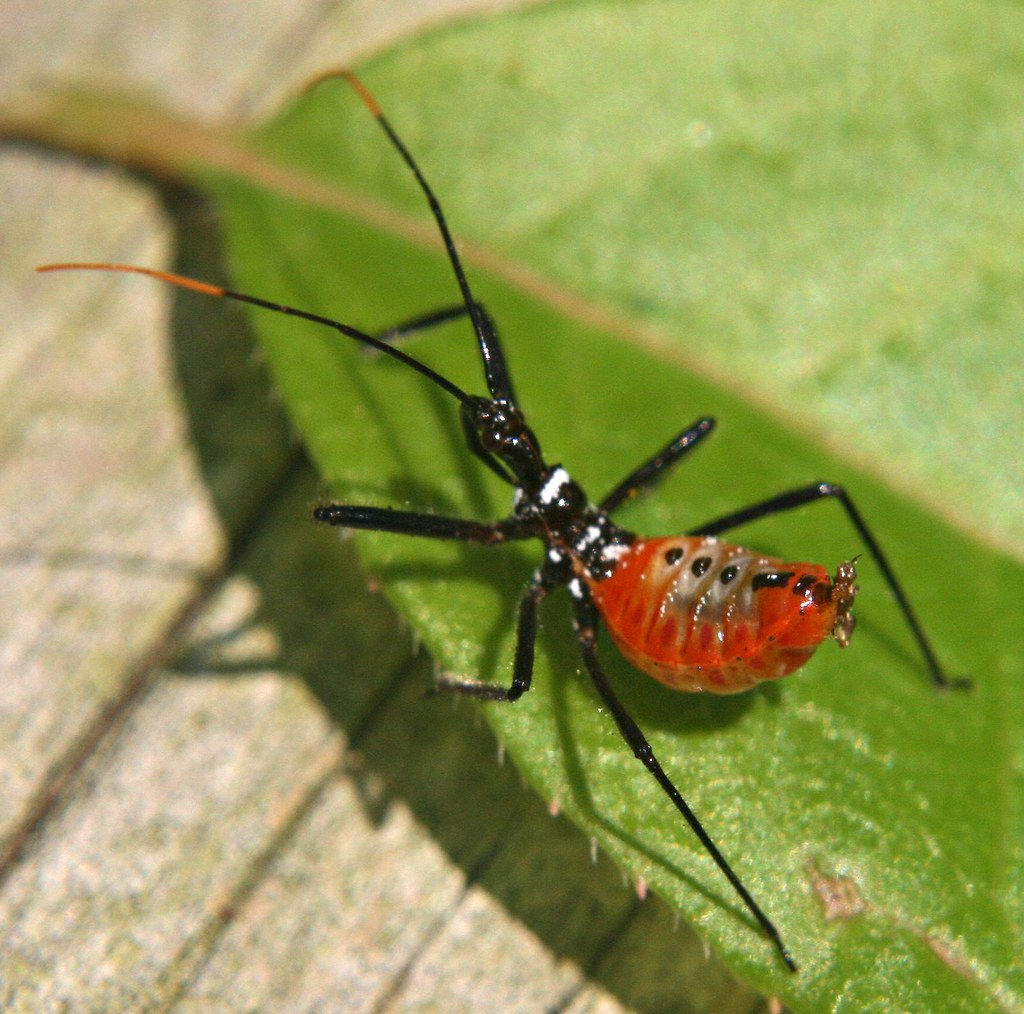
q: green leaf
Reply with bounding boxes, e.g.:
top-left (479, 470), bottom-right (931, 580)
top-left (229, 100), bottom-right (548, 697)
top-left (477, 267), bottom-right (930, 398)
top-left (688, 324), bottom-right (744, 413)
top-left (26, 1), bottom-right (1024, 1006)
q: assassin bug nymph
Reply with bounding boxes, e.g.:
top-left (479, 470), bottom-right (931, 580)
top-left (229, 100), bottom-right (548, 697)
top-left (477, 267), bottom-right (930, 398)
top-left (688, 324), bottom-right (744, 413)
top-left (40, 70), bottom-right (971, 972)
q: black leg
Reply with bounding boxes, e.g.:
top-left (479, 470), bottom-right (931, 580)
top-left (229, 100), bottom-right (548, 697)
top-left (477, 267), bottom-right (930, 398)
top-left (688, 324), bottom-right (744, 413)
top-left (313, 504), bottom-right (531, 544)
top-left (467, 302), bottom-right (517, 407)
top-left (371, 300), bottom-right (519, 412)
top-left (364, 301), bottom-right (520, 487)
top-left (689, 481), bottom-right (970, 690)
top-left (570, 589), bottom-right (797, 972)
top-left (600, 418), bottom-right (716, 513)
top-left (374, 303), bottom-right (475, 343)
top-left (434, 570), bottom-right (550, 701)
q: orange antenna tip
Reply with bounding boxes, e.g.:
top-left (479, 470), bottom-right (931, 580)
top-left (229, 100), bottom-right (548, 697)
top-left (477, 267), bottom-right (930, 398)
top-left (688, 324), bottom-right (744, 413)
top-left (302, 66), bottom-right (346, 95)
top-left (302, 66), bottom-right (381, 117)
top-left (343, 71), bottom-right (382, 118)
top-left (36, 262), bottom-right (225, 298)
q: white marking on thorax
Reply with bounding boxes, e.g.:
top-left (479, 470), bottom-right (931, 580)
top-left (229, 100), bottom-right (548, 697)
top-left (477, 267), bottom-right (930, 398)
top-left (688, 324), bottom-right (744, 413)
top-left (573, 524), bottom-right (603, 554)
top-left (538, 467), bottom-right (571, 505)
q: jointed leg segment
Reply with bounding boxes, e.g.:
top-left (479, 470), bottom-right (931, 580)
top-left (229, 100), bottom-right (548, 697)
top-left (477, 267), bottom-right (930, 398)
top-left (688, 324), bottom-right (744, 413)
top-left (600, 417), bottom-right (716, 512)
top-left (434, 571), bottom-right (551, 701)
top-left (313, 503), bottom-right (528, 543)
top-left (374, 302), bottom-right (483, 343)
top-left (570, 591), bottom-right (797, 971)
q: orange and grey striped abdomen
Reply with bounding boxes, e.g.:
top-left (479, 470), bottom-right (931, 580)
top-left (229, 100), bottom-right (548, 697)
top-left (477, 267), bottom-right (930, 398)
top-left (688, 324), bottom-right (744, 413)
top-left (586, 536), bottom-right (857, 693)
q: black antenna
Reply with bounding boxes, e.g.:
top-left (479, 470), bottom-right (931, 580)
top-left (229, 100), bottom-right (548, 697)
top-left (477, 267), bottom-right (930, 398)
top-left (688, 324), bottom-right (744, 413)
top-left (35, 263), bottom-right (473, 405)
top-left (307, 70), bottom-right (517, 404)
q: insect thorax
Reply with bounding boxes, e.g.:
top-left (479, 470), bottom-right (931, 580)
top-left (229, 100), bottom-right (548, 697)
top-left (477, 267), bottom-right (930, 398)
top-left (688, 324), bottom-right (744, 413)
top-left (514, 466), bottom-right (635, 582)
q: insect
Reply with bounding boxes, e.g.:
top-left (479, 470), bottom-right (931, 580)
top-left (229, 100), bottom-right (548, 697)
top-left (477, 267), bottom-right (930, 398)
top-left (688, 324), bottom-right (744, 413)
top-left (40, 70), bottom-right (970, 971)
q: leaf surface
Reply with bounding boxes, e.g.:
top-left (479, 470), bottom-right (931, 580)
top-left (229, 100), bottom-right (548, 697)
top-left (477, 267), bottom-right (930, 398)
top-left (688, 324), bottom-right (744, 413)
top-left (23, 2), bottom-right (1024, 1006)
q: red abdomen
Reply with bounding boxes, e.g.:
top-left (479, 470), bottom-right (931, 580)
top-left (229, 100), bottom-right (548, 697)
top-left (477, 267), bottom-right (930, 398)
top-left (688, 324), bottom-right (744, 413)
top-left (588, 536), bottom-right (857, 693)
